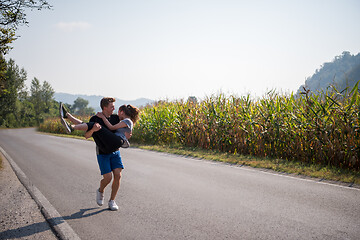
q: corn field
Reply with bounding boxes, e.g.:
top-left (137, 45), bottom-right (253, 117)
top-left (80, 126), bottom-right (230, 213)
top-left (133, 83), bottom-right (360, 171)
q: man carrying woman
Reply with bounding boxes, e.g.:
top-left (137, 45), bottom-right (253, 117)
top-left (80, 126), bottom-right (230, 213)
top-left (59, 97), bottom-right (139, 211)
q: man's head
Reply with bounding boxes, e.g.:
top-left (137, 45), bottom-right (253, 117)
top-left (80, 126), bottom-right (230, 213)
top-left (100, 97), bottom-right (116, 117)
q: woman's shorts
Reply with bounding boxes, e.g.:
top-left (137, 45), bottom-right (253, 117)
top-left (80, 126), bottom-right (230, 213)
top-left (97, 150), bottom-right (124, 175)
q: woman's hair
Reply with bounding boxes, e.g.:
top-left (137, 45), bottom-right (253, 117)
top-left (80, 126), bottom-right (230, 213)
top-left (100, 97), bottom-right (116, 110)
top-left (119, 104), bottom-right (140, 123)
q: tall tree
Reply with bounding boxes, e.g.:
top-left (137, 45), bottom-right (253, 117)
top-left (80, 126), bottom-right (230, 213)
top-left (41, 80), bottom-right (54, 113)
top-left (0, 0), bottom-right (52, 54)
top-left (29, 77), bottom-right (54, 125)
top-left (29, 77), bottom-right (42, 124)
top-left (0, 57), bottom-right (26, 126)
top-left (0, 53), bottom-right (7, 99)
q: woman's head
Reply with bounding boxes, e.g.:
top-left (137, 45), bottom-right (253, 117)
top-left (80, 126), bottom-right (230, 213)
top-left (118, 104), bottom-right (140, 123)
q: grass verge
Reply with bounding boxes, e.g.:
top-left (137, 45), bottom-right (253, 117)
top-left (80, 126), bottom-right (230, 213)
top-left (39, 131), bottom-right (93, 141)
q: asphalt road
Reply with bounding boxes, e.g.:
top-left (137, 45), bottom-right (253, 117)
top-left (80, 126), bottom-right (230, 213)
top-left (0, 128), bottom-right (359, 240)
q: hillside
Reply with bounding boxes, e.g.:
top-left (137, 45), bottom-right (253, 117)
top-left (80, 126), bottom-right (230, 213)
top-left (297, 51), bottom-right (360, 94)
top-left (54, 93), bottom-right (153, 112)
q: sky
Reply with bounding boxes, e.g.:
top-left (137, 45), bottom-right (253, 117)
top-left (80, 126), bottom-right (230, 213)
top-left (5, 0), bottom-right (360, 101)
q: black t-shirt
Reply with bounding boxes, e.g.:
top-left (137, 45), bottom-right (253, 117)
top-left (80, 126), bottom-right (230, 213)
top-left (89, 114), bottom-right (120, 155)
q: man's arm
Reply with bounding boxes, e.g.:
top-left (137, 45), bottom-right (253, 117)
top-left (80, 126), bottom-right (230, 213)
top-left (84, 123), bottom-right (102, 139)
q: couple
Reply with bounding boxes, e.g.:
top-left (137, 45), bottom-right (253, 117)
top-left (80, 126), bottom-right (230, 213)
top-left (59, 97), bottom-right (140, 211)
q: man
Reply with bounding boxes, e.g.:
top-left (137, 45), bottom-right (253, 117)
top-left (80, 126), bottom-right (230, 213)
top-left (60, 97), bottom-right (125, 211)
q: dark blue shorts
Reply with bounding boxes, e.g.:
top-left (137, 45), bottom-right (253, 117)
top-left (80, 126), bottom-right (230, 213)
top-left (97, 150), bottom-right (124, 175)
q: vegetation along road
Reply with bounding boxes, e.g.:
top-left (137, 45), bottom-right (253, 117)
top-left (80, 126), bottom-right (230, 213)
top-left (0, 128), bottom-right (359, 239)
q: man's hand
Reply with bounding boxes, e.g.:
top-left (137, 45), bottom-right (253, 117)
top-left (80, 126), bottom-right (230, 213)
top-left (93, 123), bottom-right (102, 132)
top-left (84, 123), bottom-right (102, 139)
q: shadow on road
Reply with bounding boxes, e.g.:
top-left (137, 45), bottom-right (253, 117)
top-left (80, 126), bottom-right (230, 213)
top-left (0, 207), bottom-right (109, 239)
top-left (63, 207), bottom-right (110, 220)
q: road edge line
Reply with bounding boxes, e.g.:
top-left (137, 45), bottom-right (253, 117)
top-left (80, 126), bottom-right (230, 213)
top-left (0, 146), bottom-right (81, 240)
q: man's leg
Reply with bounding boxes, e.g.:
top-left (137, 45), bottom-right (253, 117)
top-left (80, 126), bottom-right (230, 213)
top-left (110, 168), bottom-right (122, 201)
top-left (99, 172), bottom-right (112, 193)
top-left (107, 151), bottom-right (123, 211)
top-left (96, 154), bottom-right (113, 206)
top-left (96, 172), bottom-right (112, 206)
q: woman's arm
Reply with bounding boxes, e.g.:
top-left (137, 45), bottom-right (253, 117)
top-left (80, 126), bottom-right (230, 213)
top-left (96, 112), bottom-right (128, 130)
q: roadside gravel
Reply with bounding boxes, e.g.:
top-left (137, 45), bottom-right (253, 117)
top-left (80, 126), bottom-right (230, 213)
top-left (0, 153), bottom-right (58, 240)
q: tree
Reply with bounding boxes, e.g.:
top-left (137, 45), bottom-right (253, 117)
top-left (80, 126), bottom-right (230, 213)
top-left (0, 0), bottom-right (51, 54)
top-left (0, 53), bottom-right (7, 99)
top-left (0, 57), bottom-right (58, 127)
top-left (41, 80), bottom-right (54, 113)
top-left (0, 56), bottom-right (26, 126)
top-left (71, 97), bottom-right (95, 116)
top-left (187, 96), bottom-right (198, 104)
top-left (29, 78), bottom-right (42, 124)
top-left (29, 77), bottom-right (54, 125)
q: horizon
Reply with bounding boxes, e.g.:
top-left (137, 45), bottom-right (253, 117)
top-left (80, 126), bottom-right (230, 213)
top-left (55, 92), bottom-right (153, 101)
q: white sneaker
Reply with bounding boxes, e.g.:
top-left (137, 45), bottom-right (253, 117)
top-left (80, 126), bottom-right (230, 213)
top-left (96, 189), bottom-right (104, 206)
top-left (59, 102), bottom-right (68, 118)
top-left (60, 117), bottom-right (72, 134)
top-left (108, 200), bottom-right (119, 211)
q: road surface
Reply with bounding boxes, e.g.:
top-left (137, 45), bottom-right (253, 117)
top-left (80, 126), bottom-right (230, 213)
top-left (0, 128), bottom-right (359, 239)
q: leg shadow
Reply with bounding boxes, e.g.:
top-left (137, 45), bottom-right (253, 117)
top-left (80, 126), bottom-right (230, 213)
top-left (0, 207), bottom-right (109, 239)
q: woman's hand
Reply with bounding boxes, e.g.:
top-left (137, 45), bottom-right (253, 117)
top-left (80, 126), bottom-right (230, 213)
top-left (96, 112), bottom-right (105, 119)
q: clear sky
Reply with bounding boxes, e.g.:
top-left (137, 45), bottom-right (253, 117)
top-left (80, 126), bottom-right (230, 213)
top-left (5, 0), bottom-right (360, 101)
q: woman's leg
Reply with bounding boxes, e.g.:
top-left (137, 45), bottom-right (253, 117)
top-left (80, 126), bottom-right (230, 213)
top-left (72, 123), bottom-right (88, 131)
top-left (66, 113), bottom-right (83, 125)
top-left (70, 122), bottom-right (95, 131)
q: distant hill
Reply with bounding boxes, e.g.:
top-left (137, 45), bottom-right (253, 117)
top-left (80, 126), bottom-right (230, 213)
top-left (54, 93), bottom-right (153, 112)
top-left (297, 51), bottom-right (360, 94)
